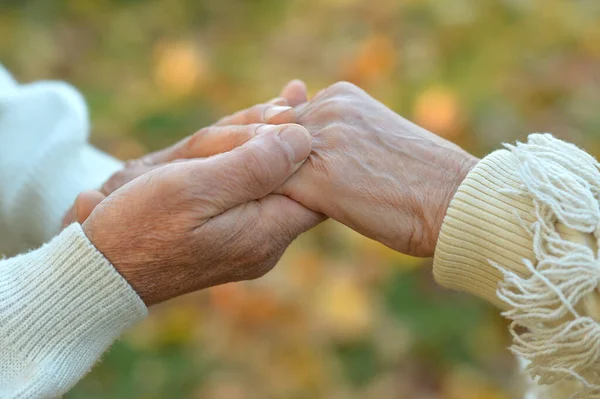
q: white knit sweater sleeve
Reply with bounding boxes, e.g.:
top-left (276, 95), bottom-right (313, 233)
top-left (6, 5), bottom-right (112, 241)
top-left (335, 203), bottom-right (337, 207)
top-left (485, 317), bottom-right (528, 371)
top-left (0, 66), bottom-right (147, 398)
top-left (0, 65), bottom-right (123, 256)
top-left (0, 224), bottom-right (147, 398)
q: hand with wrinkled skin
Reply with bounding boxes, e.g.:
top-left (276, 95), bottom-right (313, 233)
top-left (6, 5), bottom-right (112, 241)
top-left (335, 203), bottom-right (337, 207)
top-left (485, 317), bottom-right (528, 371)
top-left (63, 80), bottom-right (308, 226)
top-left (271, 82), bottom-right (478, 257)
top-left (82, 124), bottom-right (322, 306)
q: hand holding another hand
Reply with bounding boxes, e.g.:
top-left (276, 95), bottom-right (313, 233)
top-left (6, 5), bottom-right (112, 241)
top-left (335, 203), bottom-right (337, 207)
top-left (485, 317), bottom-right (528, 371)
top-left (272, 82), bottom-right (479, 257)
top-left (65, 81), bottom-right (319, 306)
top-left (63, 80), bottom-right (308, 226)
top-left (83, 124), bottom-right (320, 306)
top-left (69, 79), bottom-right (479, 309)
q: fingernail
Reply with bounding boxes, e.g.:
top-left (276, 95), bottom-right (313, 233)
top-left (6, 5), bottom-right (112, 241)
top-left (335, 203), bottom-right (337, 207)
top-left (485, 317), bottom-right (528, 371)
top-left (263, 105), bottom-right (292, 121)
top-left (255, 124), bottom-right (277, 135)
top-left (278, 126), bottom-right (311, 164)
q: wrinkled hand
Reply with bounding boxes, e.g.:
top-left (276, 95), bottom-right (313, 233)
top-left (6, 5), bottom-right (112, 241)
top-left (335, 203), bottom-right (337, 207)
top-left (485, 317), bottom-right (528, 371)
top-left (83, 124), bottom-right (322, 306)
top-left (271, 82), bottom-right (478, 257)
top-left (62, 80), bottom-right (308, 226)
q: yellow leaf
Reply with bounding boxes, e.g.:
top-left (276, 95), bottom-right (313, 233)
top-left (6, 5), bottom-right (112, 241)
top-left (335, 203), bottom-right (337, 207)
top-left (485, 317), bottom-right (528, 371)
top-left (316, 275), bottom-right (373, 341)
top-left (153, 40), bottom-right (209, 97)
top-left (414, 86), bottom-right (463, 138)
top-left (443, 367), bottom-right (508, 399)
top-left (344, 35), bottom-right (397, 84)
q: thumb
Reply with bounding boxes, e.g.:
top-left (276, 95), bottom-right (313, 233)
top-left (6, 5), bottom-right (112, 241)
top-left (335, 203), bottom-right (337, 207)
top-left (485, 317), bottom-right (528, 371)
top-left (192, 123), bottom-right (311, 215)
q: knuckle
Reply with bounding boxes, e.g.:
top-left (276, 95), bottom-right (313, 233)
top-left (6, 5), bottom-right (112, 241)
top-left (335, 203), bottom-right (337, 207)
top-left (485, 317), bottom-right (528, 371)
top-left (308, 150), bottom-right (335, 179)
top-left (307, 118), bottom-right (347, 154)
top-left (251, 104), bottom-right (270, 122)
top-left (328, 81), bottom-right (359, 95)
top-left (123, 159), bottom-right (141, 168)
top-left (186, 127), bottom-right (211, 151)
top-left (101, 172), bottom-right (124, 194)
top-left (319, 122), bottom-right (347, 144)
top-left (195, 126), bottom-right (212, 138)
top-left (245, 247), bottom-right (280, 280)
top-left (269, 218), bottom-right (300, 246)
top-left (319, 97), bottom-right (349, 117)
top-left (151, 165), bottom-right (190, 199)
top-left (304, 136), bottom-right (340, 180)
top-left (237, 124), bottom-right (261, 143)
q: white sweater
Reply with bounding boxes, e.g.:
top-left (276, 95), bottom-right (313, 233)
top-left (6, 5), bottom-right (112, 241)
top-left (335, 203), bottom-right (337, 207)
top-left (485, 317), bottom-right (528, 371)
top-left (0, 66), bottom-right (147, 398)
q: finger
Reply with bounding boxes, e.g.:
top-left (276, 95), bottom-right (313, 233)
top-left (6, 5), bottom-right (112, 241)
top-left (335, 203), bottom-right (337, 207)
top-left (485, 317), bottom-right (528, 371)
top-left (62, 190), bottom-right (107, 228)
top-left (257, 195), bottom-right (326, 241)
top-left (265, 105), bottom-right (301, 126)
top-left (267, 97), bottom-right (288, 106)
top-left (140, 123), bottom-right (288, 165)
top-left (280, 79), bottom-right (308, 107)
top-left (138, 101), bottom-right (294, 166)
top-left (267, 80), bottom-right (308, 125)
top-left (75, 190), bottom-right (107, 224)
top-left (185, 124), bottom-right (312, 216)
top-left (100, 163), bottom-right (162, 196)
top-left (213, 103), bottom-right (296, 127)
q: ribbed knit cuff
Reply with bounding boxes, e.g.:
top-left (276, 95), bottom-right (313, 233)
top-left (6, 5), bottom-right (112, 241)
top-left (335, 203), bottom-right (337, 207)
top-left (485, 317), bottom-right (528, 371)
top-left (434, 134), bottom-right (600, 396)
top-left (0, 224), bottom-right (147, 398)
top-left (432, 149), bottom-right (536, 309)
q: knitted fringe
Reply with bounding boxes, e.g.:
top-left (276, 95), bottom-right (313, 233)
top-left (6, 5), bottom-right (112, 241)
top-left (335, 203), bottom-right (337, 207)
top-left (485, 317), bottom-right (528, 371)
top-left (493, 134), bottom-right (600, 398)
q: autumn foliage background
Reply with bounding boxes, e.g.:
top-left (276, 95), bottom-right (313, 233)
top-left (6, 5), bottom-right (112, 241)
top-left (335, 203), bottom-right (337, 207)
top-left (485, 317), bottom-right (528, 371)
top-left (3, 0), bottom-right (600, 398)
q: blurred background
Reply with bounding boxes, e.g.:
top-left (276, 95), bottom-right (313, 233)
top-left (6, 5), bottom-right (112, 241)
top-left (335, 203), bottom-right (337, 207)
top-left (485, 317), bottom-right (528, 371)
top-left (3, 0), bottom-right (600, 398)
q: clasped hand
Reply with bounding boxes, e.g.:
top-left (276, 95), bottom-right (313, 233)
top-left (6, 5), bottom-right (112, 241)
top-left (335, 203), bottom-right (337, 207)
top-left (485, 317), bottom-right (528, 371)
top-left (65, 81), bottom-right (478, 306)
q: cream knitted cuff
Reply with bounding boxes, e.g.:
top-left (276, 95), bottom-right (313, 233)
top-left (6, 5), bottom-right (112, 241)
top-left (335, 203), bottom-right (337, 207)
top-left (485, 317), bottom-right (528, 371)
top-left (0, 223), bottom-right (147, 398)
top-left (433, 134), bottom-right (600, 397)
top-left (433, 146), bottom-right (536, 309)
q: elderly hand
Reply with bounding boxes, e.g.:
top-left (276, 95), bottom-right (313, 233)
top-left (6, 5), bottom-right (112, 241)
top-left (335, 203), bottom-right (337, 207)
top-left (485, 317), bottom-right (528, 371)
top-left (62, 80), bottom-right (308, 226)
top-left (271, 82), bottom-right (478, 257)
top-left (82, 124), bottom-right (321, 306)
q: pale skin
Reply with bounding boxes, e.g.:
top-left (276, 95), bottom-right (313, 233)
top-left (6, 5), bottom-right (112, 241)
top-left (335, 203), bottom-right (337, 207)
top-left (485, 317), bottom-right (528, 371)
top-left (67, 80), bottom-right (478, 305)
top-left (271, 81), bottom-right (479, 257)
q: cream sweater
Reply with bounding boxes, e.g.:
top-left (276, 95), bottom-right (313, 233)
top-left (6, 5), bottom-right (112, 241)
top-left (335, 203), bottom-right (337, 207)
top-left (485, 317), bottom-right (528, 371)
top-left (0, 66), bottom-right (147, 398)
top-left (434, 135), bottom-right (600, 398)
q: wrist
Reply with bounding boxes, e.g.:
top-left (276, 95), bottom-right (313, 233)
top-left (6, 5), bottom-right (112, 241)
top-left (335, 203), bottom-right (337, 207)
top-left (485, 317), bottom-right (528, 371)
top-left (82, 217), bottom-right (155, 306)
top-left (428, 150), bottom-right (479, 256)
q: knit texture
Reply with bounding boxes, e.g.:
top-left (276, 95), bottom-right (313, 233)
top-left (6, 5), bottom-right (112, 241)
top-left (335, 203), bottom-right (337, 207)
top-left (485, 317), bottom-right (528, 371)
top-left (0, 65), bottom-right (147, 397)
top-left (434, 134), bottom-right (600, 398)
top-left (0, 65), bottom-right (123, 256)
top-left (0, 224), bottom-right (147, 398)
